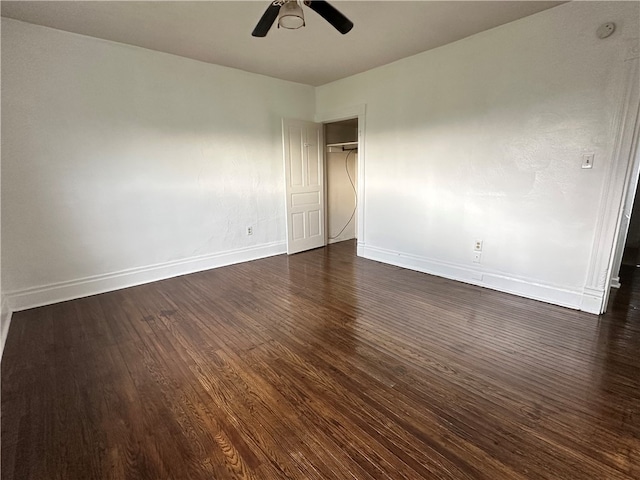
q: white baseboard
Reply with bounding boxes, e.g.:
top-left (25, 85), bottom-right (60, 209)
top-left (360, 244), bottom-right (596, 314)
top-left (1, 303), bottom-right (12, 361)
top-left (580, 286), bottom-right (605, 315)
top-left (4, 240), bottom-right (601, 317)
top-left (610, 277), bottom-right (622, 289)
top-left (5, 241), bottom-right (286, 312)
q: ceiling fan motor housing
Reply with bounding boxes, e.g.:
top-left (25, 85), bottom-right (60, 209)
top-left (252, 0), bottom-right (354, 37)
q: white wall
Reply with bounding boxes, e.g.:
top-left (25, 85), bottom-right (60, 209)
top-left (3, 2), bottom-right (639, 316)
top-left (316, 1), bottom-right (640, 311)
top-left (1, 18), bottom-right (315, 309)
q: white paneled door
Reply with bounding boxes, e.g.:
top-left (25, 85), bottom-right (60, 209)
top-left (283, 119), bottom-right (325, 254)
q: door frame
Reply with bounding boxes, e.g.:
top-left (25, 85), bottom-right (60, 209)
top-left (583, 45), bottom-right (640, 314)
top-left (603, 100), bottom-right (640, 308)
top-left (609, 121), bottom-right (640, 289)
top-left (315, 104), bottom-right (366, 256)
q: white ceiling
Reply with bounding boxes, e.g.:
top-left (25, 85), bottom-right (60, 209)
top-left (1, 1), bottom-right (564, 86)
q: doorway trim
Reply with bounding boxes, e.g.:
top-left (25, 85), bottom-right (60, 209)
top-left (609, 113), bottom-right (640, 289)
top-left (315, 104), bottom-right (367, 256)
top-left (582, 42), bottom-right (640, 314)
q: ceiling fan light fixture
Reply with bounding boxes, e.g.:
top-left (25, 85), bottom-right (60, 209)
top-left (278, 1), bottom-right (305, 30)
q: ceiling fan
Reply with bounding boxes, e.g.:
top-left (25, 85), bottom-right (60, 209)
top-left (252, 0), bottom-right (354, 37)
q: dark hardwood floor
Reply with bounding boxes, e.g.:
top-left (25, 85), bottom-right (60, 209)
top-left (2, 240), bottom-right (639, 479)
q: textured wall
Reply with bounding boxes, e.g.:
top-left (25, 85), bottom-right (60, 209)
top-left (1, 19), bottom-right (315, 295)
top-left (316, 1), bottom-right (639, 302)
top-left (3, 2), bottom-right (639, 313)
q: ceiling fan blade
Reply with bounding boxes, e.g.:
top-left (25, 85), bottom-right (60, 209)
top-left (252, 2), bottom-right (282, 37)
top-left (305, 1), bottom-right (353, 34)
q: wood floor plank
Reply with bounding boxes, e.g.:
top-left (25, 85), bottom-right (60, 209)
top-left (3, 240), bottom-right (640, 479)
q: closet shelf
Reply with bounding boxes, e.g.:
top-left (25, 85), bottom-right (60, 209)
top-left (326, 141), bottom-right (358, 152)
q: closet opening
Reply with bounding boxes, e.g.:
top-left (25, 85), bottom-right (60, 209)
top-left (325, 118), bottom-right (358, 244)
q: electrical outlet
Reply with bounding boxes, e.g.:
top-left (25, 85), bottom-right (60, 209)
top-left (473, 252), bottom-right (482, 264)
top-left (246, 226), bottom-right (253, 236)
top-left (474, 239), bottom-right (483, 252)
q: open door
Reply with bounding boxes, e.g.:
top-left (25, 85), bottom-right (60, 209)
top-left (282, 119), bottom-right (325, 254)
